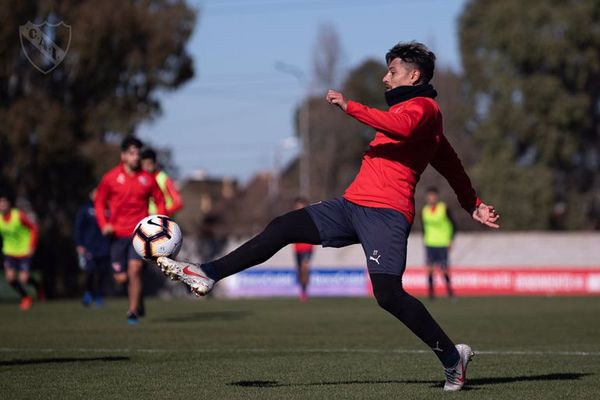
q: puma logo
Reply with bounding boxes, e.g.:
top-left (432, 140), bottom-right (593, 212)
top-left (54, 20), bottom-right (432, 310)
top-left (369, 255), bottom-right (381, 265)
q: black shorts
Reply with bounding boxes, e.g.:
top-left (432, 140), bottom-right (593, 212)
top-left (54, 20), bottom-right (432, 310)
top-left (306, 197), bottom-right (411, 276)
top-left (295, 251), bottom-right (313, 268)
top-left (83, 253), bottom-right (110, 274)
top-left (425, 246), bottom-right (449, 268)
top-left (4, 256), bottom-right (32, 271)
top-left (110, 237), bottom-right (142, 274)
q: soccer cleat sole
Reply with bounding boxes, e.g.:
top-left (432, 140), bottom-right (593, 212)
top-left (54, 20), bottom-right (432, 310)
top-left (156, 259), bottom-right (210, 297)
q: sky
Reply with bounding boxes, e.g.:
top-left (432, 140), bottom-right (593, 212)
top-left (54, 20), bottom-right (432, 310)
top-left (137, 0), bottom-right (469, 182)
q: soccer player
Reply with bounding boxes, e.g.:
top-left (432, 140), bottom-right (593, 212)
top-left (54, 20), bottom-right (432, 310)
top-left (156, 42), bottom-right (499, 391)
top-left (95, 136), bottom-right (166, 324)
top-left (0, 193), bottom-right (42, 310)
top-left (292, 197), bottom-right (313, 302)
top-left (140, 148), bottom-right (183, 217)
top-left (74, 188), bottom-right (111, 307)
top-left (422, 187), bottom-right (456, 300)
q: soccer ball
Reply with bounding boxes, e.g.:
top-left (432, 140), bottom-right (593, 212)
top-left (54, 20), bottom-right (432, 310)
top-left (132, 215), bottom-right (182, 260)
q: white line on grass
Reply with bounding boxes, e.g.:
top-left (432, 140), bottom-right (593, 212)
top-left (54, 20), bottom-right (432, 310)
top-left (1, 348), bottom-right (599, 356)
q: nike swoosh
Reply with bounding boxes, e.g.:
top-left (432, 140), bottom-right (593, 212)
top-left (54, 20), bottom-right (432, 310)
top-left (182, 266), bottom-right (208, 279)
top-left (147, 218), bottom-right (159, 227)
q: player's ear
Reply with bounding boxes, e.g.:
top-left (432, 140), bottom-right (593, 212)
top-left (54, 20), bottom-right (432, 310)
top-left (410, 68), bottom-right (421, 85)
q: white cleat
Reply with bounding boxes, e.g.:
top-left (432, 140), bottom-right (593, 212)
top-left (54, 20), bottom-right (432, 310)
top-left (156, 257), bottom-right (215, 297)
top-left (443, 344), bottom-right (474, 391)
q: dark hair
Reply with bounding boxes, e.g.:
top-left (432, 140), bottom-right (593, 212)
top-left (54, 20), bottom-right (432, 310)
top-left (425, 186), bottom-right (439, 194)
top-left (141, 148), bottom-right (157, 162)
top-left (385, 41), bottom-right (436, 84)
top-left (0, 191), bottom-right (15, 204)
top-left (121, 136), bottom-right (143, 152)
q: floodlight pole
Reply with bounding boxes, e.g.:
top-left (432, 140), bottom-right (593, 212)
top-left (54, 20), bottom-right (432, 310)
top-left (275, 62), bottom-right (310, 199)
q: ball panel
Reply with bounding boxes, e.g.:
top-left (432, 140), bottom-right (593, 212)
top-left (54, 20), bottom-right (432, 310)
top-left (132, 234), bottom-right (148, 258)
top-left (132, 215), bottom-right (183, 260)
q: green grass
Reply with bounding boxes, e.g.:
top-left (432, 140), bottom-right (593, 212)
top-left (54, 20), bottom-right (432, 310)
top-left (1, 296), bottom-right (599, 399)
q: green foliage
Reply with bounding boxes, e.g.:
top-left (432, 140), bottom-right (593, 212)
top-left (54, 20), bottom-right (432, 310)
top-left (459, 0), bottom-right (600, 229)
top-left (302, 59), bottom-right (388, 200)
top-left (0, 0), bottom-right (196, 295)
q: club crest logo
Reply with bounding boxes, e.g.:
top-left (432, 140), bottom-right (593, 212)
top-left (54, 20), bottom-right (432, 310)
top-left (19, 20), bottom-right (71, 74)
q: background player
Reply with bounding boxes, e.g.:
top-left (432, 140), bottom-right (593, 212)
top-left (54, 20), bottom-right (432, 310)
top-left (141, 148), bottom-right (183, 217)
top-left (155, 42), bottom-right (499, 391)
top-left (0, 193), bottom-right (42, 310)
top-left (422, 187), bottom-right (456, 299)
top-left (74, 188), bottom-right (111, 307)
top-left (95, 137), bottom-right (166, 324)
top-left (293, 197), bottom-right (313, 302)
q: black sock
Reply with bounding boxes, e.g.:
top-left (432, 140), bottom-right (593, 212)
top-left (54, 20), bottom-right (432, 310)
top-left (27, 276), bottom-right (40, 291)
top-left (427, 272), bottom-right (434, 299)
top-left (370, 273), bottom-right (459, 368)
top-left (206, 209), bottom-right (321, 281)
top-left (10, 281), bottom-right (28, 298)
top-left (443, 272), bottom-right (453, 297)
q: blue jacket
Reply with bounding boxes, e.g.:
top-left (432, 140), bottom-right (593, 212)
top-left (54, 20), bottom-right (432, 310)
top-left (74, 201), bottom-right (110, 258)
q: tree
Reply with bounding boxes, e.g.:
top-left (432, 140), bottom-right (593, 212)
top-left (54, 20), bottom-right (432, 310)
top-left (304, 59), bottom-right (388, 201)
top-left (415, 66), bottom-right (479, 231)
top-left (312, 23), bottom-right (345, 92)
top-left (0, 0), bottom-right (196, 296)
top-left (459, 0), bottom-right (600, 229)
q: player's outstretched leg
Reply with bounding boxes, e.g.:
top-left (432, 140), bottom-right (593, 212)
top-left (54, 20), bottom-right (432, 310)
top-left (156, 209), bottom-right (321, 297)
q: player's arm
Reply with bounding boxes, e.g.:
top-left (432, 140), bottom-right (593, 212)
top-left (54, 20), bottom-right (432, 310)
top-left (19, 211), bottom-right (38, 255)
top-left (326, 90), bottom-right (426, 140)
top-left (430, 135), bottom-right (500, 228)
top-left (94, 178), bottom-right (113, 235)
top-left (164, 176), bottom-right (183, 215)
top-left (151, 179), bottom-right (167, 215)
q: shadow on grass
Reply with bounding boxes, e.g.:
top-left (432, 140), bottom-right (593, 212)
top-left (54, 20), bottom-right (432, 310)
top-left (229, 372), bottom-right (592, 389)
top-left (156, 310), bottom-right (251, 323)
top-left (0, 356), bottom-right (129, 367)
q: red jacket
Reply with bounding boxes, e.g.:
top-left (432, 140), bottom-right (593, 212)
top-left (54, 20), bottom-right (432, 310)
top-left (95, 164), bottom-right (167, 238)
top-left (343, 97), bottom-right (480, 224)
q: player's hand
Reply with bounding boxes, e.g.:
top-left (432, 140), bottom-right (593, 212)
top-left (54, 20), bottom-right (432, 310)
top-left (102, 224), bottom-right (114, 236)
top-left (472, 202), bottom-right (500, 229)
top-left (326, 90), bottom-right (348, 111)
top-left (76, 246), bottom-right (86, 254)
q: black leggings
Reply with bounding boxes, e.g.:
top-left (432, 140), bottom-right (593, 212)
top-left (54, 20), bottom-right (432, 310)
top-left (209, 209), bottom-right (321, 281)
top-left (206, 208), bottom-right (457, 367)
top-left (370, 273), bottom-right (457, 367)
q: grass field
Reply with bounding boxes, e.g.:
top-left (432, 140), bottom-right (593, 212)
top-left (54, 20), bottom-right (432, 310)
top-left (1, 296), bottom-right (599, 399)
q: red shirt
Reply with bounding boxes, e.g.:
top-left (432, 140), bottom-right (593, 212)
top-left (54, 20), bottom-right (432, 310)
top-left (343, 97), bottom-right (480, 224)
top-left (150, 170), bottom-right (184, 215)
top-left (95, 164), bottom-right (167, 238)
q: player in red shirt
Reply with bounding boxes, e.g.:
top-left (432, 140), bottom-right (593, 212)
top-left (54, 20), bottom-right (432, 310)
top-left (292, 197), bottom-right (313, 302)
top-left (155, 42), bottom-right (499, 391)
top-left (95, 136), bottom-right (166, 324)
